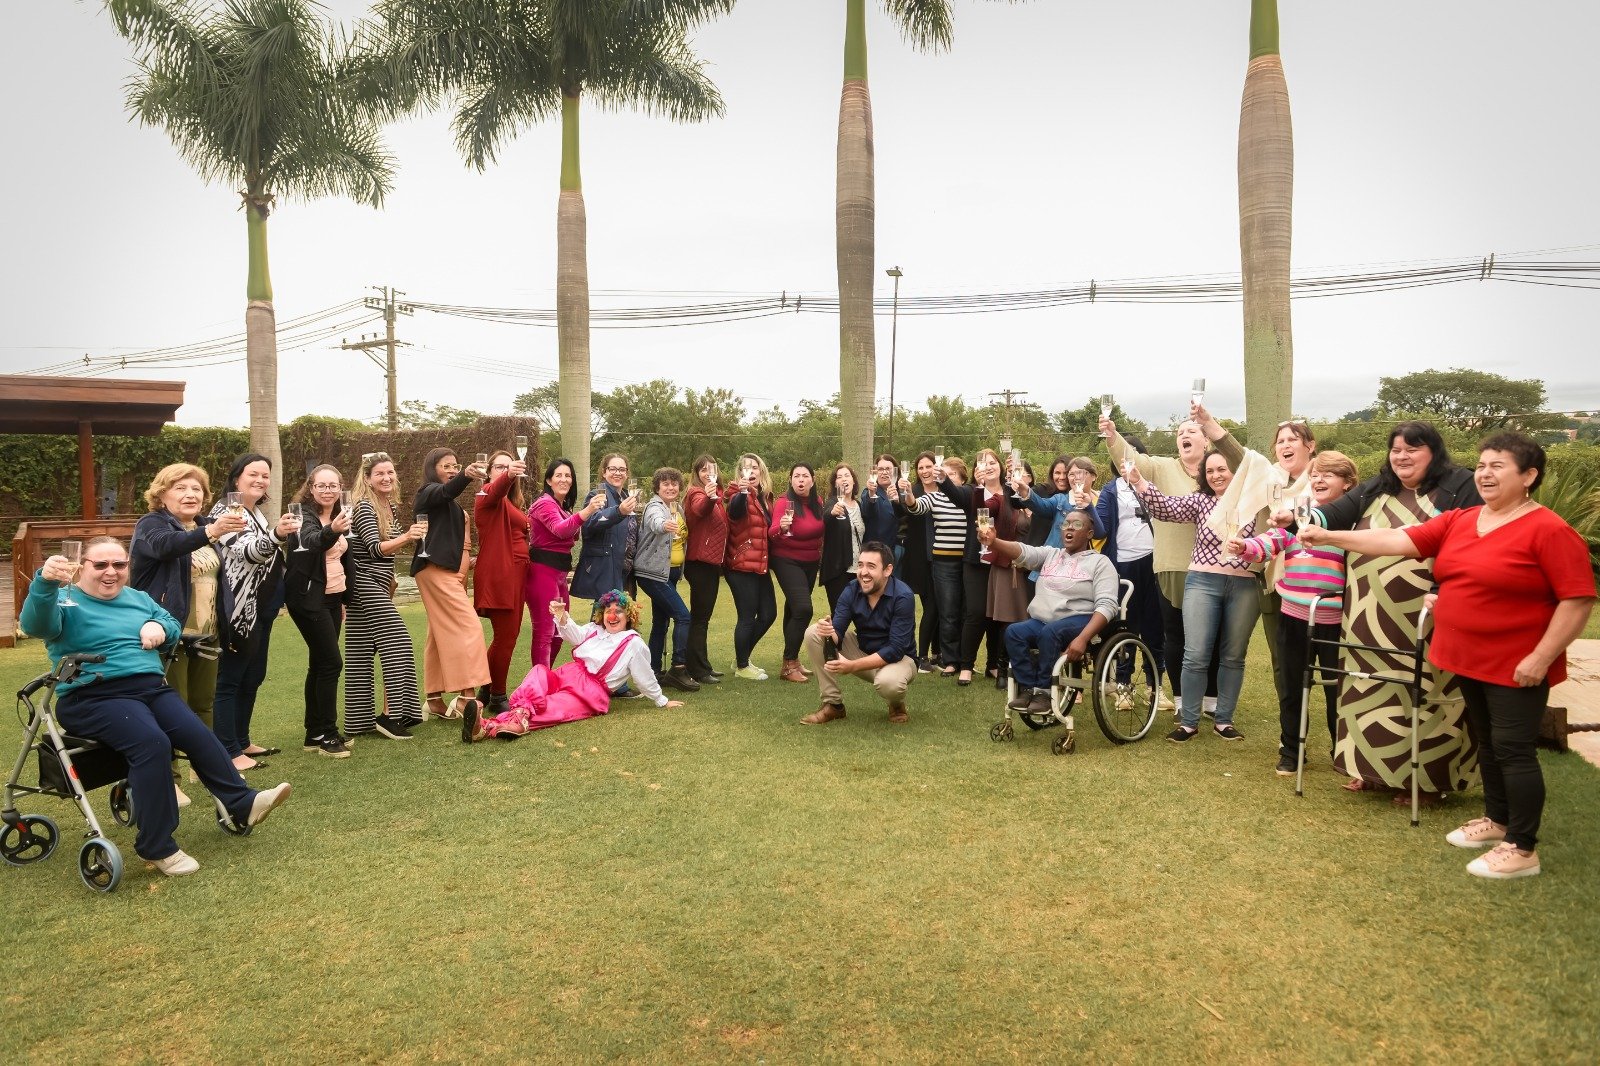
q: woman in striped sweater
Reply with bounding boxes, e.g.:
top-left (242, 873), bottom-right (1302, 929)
top-left (346, 452), bottom-right (426, 740)
top-left (902, 455), bottom-right (970, 679)
top-left (1230, 451), bottom-right (1359, 776)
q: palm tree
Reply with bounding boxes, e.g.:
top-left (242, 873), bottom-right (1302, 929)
top-left (356, 0), bottom-right (730, 492)
top-left (106, 0), bottom-right (393, 512)
top-left (1238, 0), bottom-right (1294, 446)
top-left (837, 0), bottom-right (953, 479)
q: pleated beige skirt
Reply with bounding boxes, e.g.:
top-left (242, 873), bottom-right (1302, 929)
top-left (415, 561), bottom-right (491, 694)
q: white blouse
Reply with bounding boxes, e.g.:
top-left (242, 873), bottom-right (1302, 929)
top-left (556, 616), bottom-right (669, 706)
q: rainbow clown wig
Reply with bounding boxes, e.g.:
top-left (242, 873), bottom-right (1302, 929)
top-left (591, 589), bottom-right (643, 629)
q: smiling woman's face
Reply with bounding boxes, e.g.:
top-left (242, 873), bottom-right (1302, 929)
top-left (1388, 437), bottom-right (1434, 490)
top-left (236, 460), bottom-right (271, 506)
top-left (160, 477), bottom-right (205, 521)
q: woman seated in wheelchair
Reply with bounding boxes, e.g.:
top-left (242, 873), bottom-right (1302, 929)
top-left (979, 511), bottom-right (1120, 715)
top-left (20, 537), bottom-right (292, 877)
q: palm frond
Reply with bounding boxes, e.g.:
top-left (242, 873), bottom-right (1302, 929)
top-left (587, 29), bottom-right (723, 123)
top-left (104, 0), bottom-right (225, 93)
top-left (623, 0), bottom-right (737, 32)
top-left (450, 78), bottom-right (560, 169)
top-left (881, 0), bottom-right (954, 53)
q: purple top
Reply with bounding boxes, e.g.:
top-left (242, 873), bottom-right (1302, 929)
top-left (1137, 484), bottom-right (1260, 577)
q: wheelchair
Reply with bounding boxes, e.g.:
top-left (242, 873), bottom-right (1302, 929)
top-left (989, 579), bottom-right (1161, 754)
top-left (1, 636), bottom-right (247, 894)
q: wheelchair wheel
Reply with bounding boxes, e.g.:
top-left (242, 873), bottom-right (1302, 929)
top-left (109, 780), bottom-right (135, 827)
top-left (989, 721), bottom-right (1014, 742)
top-left (1051, 731), bottom-right (1076, 756)
top-left (78, 837), bottom-right (122, 892)
top-left (1091, 631), bottom-right (1159, 744)
top-left (1, 815), bottom-right (60, 865)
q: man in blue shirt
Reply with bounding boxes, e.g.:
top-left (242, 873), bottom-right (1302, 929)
top-left (800, 540), bottom-right (917, 725)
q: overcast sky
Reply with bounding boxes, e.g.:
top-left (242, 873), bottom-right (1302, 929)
top-left (4, 0), bottom-right (1598, 433)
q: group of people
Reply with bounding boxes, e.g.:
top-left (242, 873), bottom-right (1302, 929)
top-left (23, 408), bottom-right (1596, 882)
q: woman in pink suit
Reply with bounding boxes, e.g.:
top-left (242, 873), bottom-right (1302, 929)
top-left (465, 589), bottom-right (684, 740)
top-left (525, 457), bottom-right (604, 670)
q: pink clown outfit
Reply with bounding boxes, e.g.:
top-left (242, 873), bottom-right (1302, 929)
top-left (524, 494), bottom-right (587, 670)
top-left (477, 614), bottom-right (670, 737)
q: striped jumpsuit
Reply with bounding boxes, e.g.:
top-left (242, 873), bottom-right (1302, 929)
top-left (344, 498), bottom-right (421, 731)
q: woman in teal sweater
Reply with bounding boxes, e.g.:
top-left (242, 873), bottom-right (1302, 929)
top-left (21, 537), bottom-right (291, 877)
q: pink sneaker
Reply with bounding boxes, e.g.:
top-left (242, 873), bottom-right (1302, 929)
top-left (1445, 817), bottom-right (1505, 850)
top-left (1466, 842), bottom-right (1540, 880)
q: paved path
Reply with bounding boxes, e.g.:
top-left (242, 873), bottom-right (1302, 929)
top-left (1551, 638), bottom-right (1600, 770)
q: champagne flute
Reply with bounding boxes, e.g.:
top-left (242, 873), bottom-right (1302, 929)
top-left (224, 491), bottom-right (244, 519)
top-left (626, 478), bottom-right (640, 501)
top-left (288, 502), bottom-right (309, 552)
top-left (934, 445), bottom-right (946, 469)
top-left (706, 462), bottom-right (718, 492)
top-left (339, 490), bottom-right (352, 515)
top-left (976, 507), bottom-right (993, 560)
top-left (1009, 448), bottom-right (1025, 500)
top-left (475, 452), bottom-right (490, 496)
top-left (834, 474), bottom-right (851, 518)
top-left (1219, 508), bottom-right (1241, 556)
top-left (899, 460), bottom-right (910, 485)
top-left (1292, 494), bottom-right (1314, 559)
top-left (514, 435), bottom-right (529, 486)
top-left (414, 514), bottom-right (430, 558)
top-left (58, 540), bottom-right (82, 607)
top-left (1099, 394), bottom-right (1114, 436)
top-left (1191, 378), bottom-right (1206, 411)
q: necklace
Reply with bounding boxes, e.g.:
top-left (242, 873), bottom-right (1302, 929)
top-left (1476, 495), bottom-right (1533, 534)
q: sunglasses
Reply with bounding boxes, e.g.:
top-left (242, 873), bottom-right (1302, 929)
top-left (87, 560), bottom-right (129, 572)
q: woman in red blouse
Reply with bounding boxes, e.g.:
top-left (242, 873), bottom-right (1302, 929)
top-left (473, 449), bottom-right (528, 715)
top-left (1302, 433), bottom-right (1596, 880)
top-left (769, 462), bottom-right (826, 683)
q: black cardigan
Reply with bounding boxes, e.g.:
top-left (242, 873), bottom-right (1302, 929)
top-left (1316, 466), bottom-right (1482, 531)
top-left (129, 509), bottom-right (216, 626)
top-left (411, 471), bottom-right (474, 576)
top-left (283, 508), bottom-right (356, 610)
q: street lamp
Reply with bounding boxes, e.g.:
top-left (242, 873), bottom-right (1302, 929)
top-left (885, 266), bottom-right (902, 451)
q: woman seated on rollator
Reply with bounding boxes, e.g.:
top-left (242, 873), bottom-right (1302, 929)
top-left (980, 511), bottom-right (1121, 716)
top-left (465, 589), bottom-right (684, 741)
top-left (19, 538), bottom-right (292, 878)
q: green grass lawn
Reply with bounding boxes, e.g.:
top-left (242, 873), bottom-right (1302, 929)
top-left (3, 588), bottom-right (1598, 1063)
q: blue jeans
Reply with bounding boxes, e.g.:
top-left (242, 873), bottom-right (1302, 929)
top-left (1179, 571), bottom-right (1262, 728)
top-left (638, 568), bottom-right (690, 671)
top-left (1004, 614), bottom-right (1092, 691)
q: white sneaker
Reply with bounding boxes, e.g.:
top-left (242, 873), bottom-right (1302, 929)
top-left (1156, 692), bottom-right (1175, 712)
top-left (247, 782), bottom-right (293, 827)
top-left (174, 784), bottom-right (192, 809)
top-left (146, 849), bottom-right (200, 876)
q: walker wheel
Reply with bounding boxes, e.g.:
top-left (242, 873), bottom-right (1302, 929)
top-left (109, 780), bottom-right (135, 827)
top-left (1, 815), bottom-right (60, 865)
top-left (1052, 731), bottom-right (1076, 756)
top-left (78, 837), bottom-right (122, 892)
top-left (215, 799), bottom-right (252, 837)
top-left (990, 722), bottom-right (1014, 742)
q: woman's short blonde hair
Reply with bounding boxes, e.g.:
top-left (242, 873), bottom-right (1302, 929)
top-left (1311, 450), bottom-right (1358, 487)
top-left (143, 463), bottom-right (211, 512)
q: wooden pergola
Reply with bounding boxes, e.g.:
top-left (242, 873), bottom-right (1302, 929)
top-left (0, 375), bottom-right (186, 517)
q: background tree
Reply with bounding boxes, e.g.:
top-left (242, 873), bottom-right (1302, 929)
top-left (356, 0), bottom-right (731, 492)
top-left (1375, 367), bottom-right (1558, 433)
top-left (1237, 0), bottom-right (1294, 449)
top-left (108, 0), bottom-right (393, 513)
top-left (390, 399), bottom-right (484, 430)
top-left (835, 0), bottom-right (954, 485)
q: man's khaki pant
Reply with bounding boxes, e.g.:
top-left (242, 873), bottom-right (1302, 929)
top-left (803, 623), bottom-right (917, 708)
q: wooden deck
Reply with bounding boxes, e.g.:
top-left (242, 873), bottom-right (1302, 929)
top-left (1552, 639), bottom-right (1600, 771)
top-left (0, 560), bottom-right (13, 647)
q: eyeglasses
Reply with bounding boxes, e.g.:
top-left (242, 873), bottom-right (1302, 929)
top-left (312, 482), bottom-right (341, 491)
top-left (87, 560), bottom-right (129, 572)
top-left (605, 466), bottom-right (628, 474)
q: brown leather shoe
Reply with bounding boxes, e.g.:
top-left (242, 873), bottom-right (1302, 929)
top-left (780, 659), bottom-right (809, 683)
top-left (888, 704), bottom-right (909, 724)
top-left (800, 703), bottom-right (846, 725)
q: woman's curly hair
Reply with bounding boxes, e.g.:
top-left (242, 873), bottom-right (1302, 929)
top-left (591, 588), bottom-right (643, 628)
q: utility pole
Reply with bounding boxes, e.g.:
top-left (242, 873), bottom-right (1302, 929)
top-left (987, 388), bottom-right (1030, 439)
top-left (885, 266), bottom-right (902, 451)
top-left (341, 285), bottom-right (413, 429)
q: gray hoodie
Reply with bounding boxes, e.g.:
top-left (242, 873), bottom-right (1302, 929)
top-left (634, 496), bottom-right (680, 583)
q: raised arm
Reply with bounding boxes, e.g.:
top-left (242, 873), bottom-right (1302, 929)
top-left (415, 471), bottom-right (474, 512)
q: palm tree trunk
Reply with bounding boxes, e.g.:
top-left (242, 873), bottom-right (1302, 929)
top-left (245, 196), bottom-right (283, 517)
top-left (836, 0), bottom-right (876, 478)
top-left (556, 89), bottom-right (593, 492)
top-left (1238, 0), bottom-right (1293, 448)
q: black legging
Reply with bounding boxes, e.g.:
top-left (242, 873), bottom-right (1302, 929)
top-left (288, 593), bottom-right (343, 742)
top-left (724, 569), bottom-right (776, 669)
top-left (1159, 588), bottom-right (1219, 700)
top-left (1460, 677), bottom-right (1549, 850)
top-left (771, 557), bottom-right (820, 660)
top-left (683, 559), bottom-right (722, 677)
top-left (959, 561), bottom-right (1002, 673)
